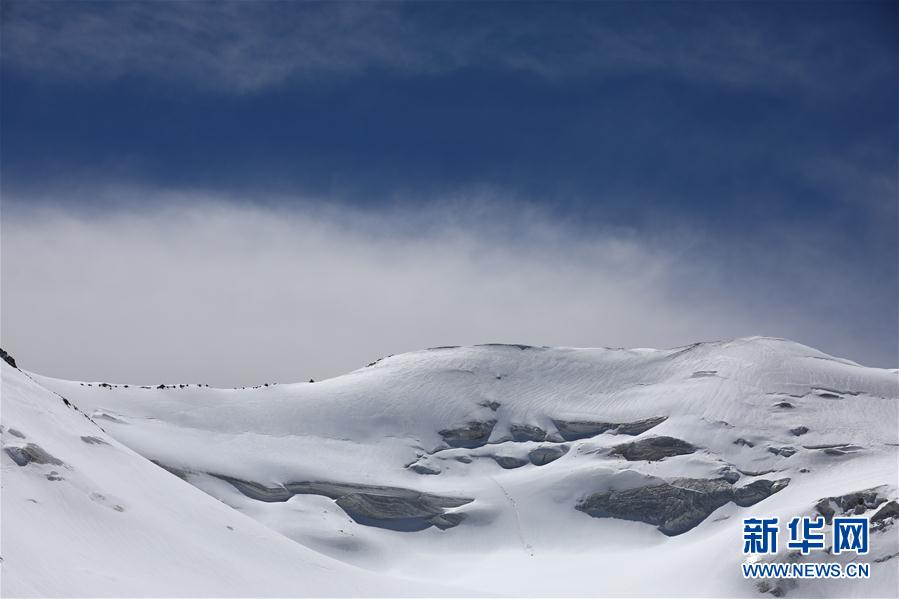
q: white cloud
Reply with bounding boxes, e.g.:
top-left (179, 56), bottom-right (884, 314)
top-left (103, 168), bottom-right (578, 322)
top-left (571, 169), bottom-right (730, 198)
top-left (2, 190), bottom-right (893, 386)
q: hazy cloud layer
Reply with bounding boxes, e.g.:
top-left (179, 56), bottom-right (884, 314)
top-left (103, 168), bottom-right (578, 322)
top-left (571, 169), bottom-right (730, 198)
top-left (1, 1), bottom-right (887, 93)
top-left (2, 192), bottom-right (894, 386)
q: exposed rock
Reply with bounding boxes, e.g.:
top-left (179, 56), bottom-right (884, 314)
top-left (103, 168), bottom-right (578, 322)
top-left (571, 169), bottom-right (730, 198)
top-left (92, 410), bottom-right (128, 424)
top-left (552, 421), bottom-right (614, 441)
top-left (774, 402), bottom-right (794, 409)
top-left (577, 476), bottom-right (789, 536)
top-left (478, 400), bottom-right (501, 411)
top-left (871, 501), bottom-right (899, 524)
top-left (4, 443), bottom-right (64, 467)
top-left (409, 463), bottom-right (441, 475)
top-left (454, 456), bottom-right (473, 464)
top-left (0, 348), bottom-right (17, 368)
top-left (8, 429), bottom-right (25, 439)
top-left (801, 443), bottom-right (863, 457)
top-left (690, 370), bottom-right (718, 378)
top-left (215, 475), bottom-right (472, 531)
top-left (428, 512), bottom-right (465, 530)
top-left (789, 426), bottom-right (809, 436)
top-left (335, 493), bottom-right (465, 531)
top-left (553, 416), bottom-right (666, 441)
top-left (767, 446), bottom-right (797, 458)
top-left (611, 436), bottom-right (696, 461)
top-left (492, 455), bottom-right (529, 469)
top-left (733, 479), bottom-right (791, 507)
top-left (736, 468), bottom-right (778, 477)
top-left (615, 417), bottom-right (669, 436)
top-left (815, 487), bottom-right (887, 524)
top-left (151, 460), bottom-right (191, 480)
top-left (812, 386), bottom-right (859, 397)
top-left (510, 424), bottom-right (546, 442)
top-left (823, 448), bottom-right (847, 456)
top-left (528, 445), bottom-right (569, 466)
top-left (477, 343), bottom-right (535, 350)
top-left (717, 466), bottom-right (741, 484)
top-left (80, 436), bottom-right (108, 445)
top-left (733, 438), bottom-right (755, 448)
top-left (215, 476), bottom-right (291, 501)
top-left (439, 420), bottom-right (497, 449)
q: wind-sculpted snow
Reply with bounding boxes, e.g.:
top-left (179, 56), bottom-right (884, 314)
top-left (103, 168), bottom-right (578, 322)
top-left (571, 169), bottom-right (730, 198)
top-left (7, 337), bottom-right (899, 597)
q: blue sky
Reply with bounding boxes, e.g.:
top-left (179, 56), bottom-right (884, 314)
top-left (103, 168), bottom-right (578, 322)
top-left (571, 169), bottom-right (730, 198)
top-left (1, 1), bottom-right (896, 384)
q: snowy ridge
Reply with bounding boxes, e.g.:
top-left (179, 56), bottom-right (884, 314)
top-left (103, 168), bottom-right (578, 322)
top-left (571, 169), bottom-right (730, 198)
top-left (3, 337), bottom-right (898, 597)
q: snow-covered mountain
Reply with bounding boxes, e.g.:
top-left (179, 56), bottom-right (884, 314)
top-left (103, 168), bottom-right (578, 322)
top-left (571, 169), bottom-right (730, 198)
top-left (3, 337), bottom-right (897, 597)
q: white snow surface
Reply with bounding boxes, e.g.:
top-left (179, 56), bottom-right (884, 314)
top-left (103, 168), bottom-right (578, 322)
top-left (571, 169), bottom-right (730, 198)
top-left (3, 336), bottom-right (898, 597)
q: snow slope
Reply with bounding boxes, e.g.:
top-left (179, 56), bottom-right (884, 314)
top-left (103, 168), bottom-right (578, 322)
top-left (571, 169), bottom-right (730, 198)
top-left (0, 362), bottom-right (455, 597)
top-left (4, 337), bottom-right (898, 597)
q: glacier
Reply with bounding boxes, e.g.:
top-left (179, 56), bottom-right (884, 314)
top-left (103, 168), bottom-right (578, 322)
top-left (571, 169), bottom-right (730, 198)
top-left (2, 337), bottom-right (897, 597)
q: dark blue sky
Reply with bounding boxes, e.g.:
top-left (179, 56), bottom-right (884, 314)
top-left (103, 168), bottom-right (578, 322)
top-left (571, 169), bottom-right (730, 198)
top-left (2, 2), bottom-right (895, 223)
top-left (1, 1), bottom-right (897, 378)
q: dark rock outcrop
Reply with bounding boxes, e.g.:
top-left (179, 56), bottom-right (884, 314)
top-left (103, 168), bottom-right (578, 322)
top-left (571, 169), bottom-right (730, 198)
top-left (439, 420), bottom-right (497, 448)
top-left (815, 487), bottom-right (888, 523)
top-left (80, 436), bottom-right (108, 445)
top-left (552, 416), bottom-right (666, 441)
top-left (335, 493), bottom-right (463, 531)
top-left (789, 426), bottom-right (809, 436)
top-left (733, 479), bottom-right (790, 507)
top-left (151, 460), bottom-right (191, 480)
top-left (767, 446), bottom-right (797, 458)
top-left (0, 348), bottom-right (17, 368)
top-left (428, 512), bottom-right (465, 530)
top-left (717, 466), bottom-right (741, 484)
top-left (614, 417), bottom-right (669, 436)
top-left (802, 443), bottom-right (863, 457)
top-left (577, 477), bottom-right (789, 536)
top-left (510, 424), bottom-right (546, 442)
top-left (691, 370), bottom-right (718, 378)
top-left (492, 455), bottom-right (529, 469)
top-left (611, 436), bottom-right (696, 461)
top-left (4, 443), bottom-right (63, 467)
top-left (528, 445), bottom-right (569, 466)
top-left (409, 463), bottom-right (441, 475)
top-left (215, 475), bottom-right (472, 531)
top-left (477, 343), bottom-right (536, 350)
top-left (871, 501), bottom-right (899, 524)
